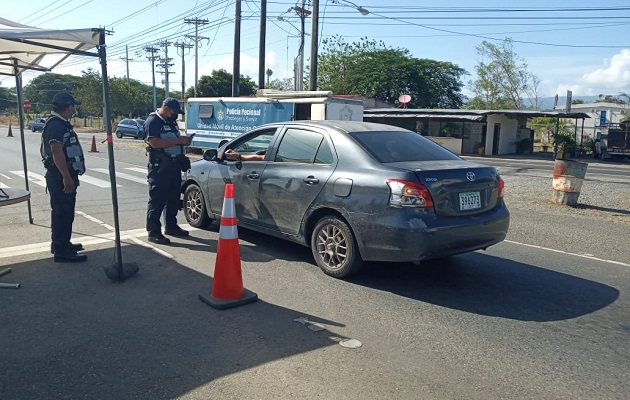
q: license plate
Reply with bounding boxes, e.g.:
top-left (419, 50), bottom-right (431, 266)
top-left (459, 191), bottom-right (481, 210)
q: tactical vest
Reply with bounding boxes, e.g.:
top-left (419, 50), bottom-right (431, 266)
top-left (40, 115), bottom-right (86, 176)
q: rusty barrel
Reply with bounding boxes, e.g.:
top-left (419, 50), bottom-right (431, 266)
top-left (551, 159), bottom-right (588, 206)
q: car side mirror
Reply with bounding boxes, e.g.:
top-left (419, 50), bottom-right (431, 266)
top-left (203, 149), bottom-right (218, 161)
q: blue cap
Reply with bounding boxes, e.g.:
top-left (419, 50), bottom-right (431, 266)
top-left (162, 97), bottom-right (184, 114)
top-left (52, 92), bottom-right (81, 108)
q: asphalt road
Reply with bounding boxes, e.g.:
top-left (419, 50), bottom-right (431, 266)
top-left (1, 128), bottom-right (629, 399)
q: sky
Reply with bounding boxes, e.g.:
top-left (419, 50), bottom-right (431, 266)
top-left (1, 0), bottom-right (630, 102)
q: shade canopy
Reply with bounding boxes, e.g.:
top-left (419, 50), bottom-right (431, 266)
top-left (0, 17), bottom-right (100, 76)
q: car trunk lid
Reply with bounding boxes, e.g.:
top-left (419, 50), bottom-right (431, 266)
top-left (388, 160), bottom-right (502, 217)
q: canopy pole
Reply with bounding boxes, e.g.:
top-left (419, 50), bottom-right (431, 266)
top-left (13, 60), bottom-right (33, 224)
top-left (98, 30), bottom-right (138, 282)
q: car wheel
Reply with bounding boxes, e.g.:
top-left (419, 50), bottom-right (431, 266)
top-left (184, 184), bottom-right (212, 228)
top-left (31, 127), bottom-right (36, 132)
top-left (116, 131), bottom-right (123, 138)
top-left (311, 216), bottom-right (363, 278)
top-left (136, 132), bottom-right (143, 140)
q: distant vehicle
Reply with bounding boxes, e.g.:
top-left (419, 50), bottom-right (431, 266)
top-left (184, 90), bottom-right (364, 152)
top-left (595, 120), bottom-right (630, 160)
top-left (115, 119), bottom-right (145, 139)
top-left (182, 120), bottom-right (509, 278)
top-left (28, 118), bottom-right (47, 132)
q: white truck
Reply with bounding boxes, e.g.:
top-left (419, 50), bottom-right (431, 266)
top-left (183, 90), bottom-right (364, 152)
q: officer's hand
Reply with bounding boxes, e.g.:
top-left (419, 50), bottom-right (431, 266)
top-left (62, 176), bottom-right (76, 194)
top-left (179, 136), bottom-right (193, 146)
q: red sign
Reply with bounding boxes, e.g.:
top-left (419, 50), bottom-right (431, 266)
top-left (23, 101), bottom-right (32, 110)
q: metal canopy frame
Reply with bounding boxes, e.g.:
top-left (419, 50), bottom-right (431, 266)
top-left (0, 18), bottom-right (134, 281)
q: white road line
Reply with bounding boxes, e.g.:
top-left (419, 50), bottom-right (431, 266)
top-left (0, 173), bottom-right (12, 180)
top-left (125, 167), bottom-right (147, 174)
top-left (505, 240), bottom-right (630, 267)
top-left (76, 211), bottom-right (114, 231)
top-left (0, 182), bottom-right (9, 188)
top-left (10, 170), bottom-right (46, 187)
top-left (93, 168), bottom-right (147, 185)
top-left (79, 173), bottom-right (118, 188)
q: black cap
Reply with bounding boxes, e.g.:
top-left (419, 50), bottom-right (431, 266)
top-left (162, 97), bottom-right (184, 114)
top-left (52, 92), bottom-right (81, 108)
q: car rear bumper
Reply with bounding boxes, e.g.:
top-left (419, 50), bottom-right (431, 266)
top-left (349, 201), bottom-right (510, 262)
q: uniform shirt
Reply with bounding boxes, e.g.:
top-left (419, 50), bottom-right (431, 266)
top-left (144, 111), bottom-right (183, 156)
top-left (40, 112), bottom-right (86, 177)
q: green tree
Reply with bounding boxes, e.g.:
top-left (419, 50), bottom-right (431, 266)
top-left (23, 73), bottom-right (81, 114)
top-left (74, 68), bottom-right (103, 116)
top-left (468, 38), bottom-right (535, 110)
top-left (184, 69), bottom-right (257, 98)
top-left (267, 78), bottom-right (294, 91)
top-left (0, 86), bottom-right (16, 111)
top-left (316, 36), bottom-right (467, 108)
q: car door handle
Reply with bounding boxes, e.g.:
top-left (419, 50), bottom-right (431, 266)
top-left (303, 176), bottom-right (319, 185)
top-left (247, 172), bottom-right (260, 180)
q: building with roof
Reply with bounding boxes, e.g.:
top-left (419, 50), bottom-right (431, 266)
top-left (364, 108), bottom-right (590, 156)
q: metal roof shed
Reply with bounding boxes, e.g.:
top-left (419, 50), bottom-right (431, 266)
top-left (0, 17), bottom-right (136, 281)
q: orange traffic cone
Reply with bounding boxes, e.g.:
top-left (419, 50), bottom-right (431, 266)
top-left (89, 135), bottom-right (98, 152)
top-left (198, 183), bottom-right (257, 310)
top-left (7, 122), bottom-right (13, 137)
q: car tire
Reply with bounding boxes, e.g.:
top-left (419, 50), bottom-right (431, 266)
top-left (184, 184), bottom-right (212, 228)
top-left (116, 131), bottom-right (123, 138)
top-left (136, 132), bottom-right (143, 140)
top-left (31, 127), bottom-right (36, 132)
top-left (311, 216), bottom-right (363, 278)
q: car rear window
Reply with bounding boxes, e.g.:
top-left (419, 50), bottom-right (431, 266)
top-left (349, 130), bottom-right (461, 162)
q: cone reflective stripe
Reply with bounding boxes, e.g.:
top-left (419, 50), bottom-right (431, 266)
top-left (199, 183), bottom-right (257, 309)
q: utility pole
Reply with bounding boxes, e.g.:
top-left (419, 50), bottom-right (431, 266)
top-left (144, 45), bottom-right (159, 110)
top-left (120, 45), bottom-right (133, 88)
top-left (184, 18), bottom-right (209, 97)
top-left (258, 0), bottom-right (267, 89)
top-left (175, 41), bottom-right (193, 99)
top-left (157, 40), bottom-right (174, 98)
top-left (232, 0), bottom-right (242, 97)
top-left (292, 1), bottom-right (311, 91)
top-left (309, 0), bottom-right (319, 91)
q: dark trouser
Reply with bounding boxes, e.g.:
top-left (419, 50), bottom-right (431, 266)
top-left (146, 161), bottom-right (182, 236)
top-left (46, 170), bottom-right (77, 254)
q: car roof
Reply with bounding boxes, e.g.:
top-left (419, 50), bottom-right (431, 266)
top-left (263, 120), bottom-right (411, 133)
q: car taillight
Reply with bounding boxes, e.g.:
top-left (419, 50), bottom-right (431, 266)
top-left (386, 179), bottom-right (434, 208)
top-left (497, 177), bottom-right (505, 198)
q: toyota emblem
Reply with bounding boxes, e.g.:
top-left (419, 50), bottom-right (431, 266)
top-left (466, 172), bottom-right (476, 181)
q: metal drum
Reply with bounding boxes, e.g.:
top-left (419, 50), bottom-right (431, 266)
top-left (551, 159), bottom-right (588, 206)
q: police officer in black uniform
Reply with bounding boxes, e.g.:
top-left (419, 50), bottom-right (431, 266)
top-left (40, 92), bottom-right (87, 262)
top-left (144, 98), bottom-right (193, 245)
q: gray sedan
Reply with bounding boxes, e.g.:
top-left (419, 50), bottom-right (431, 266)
top-left (182, 121), bottom-right (509, 278)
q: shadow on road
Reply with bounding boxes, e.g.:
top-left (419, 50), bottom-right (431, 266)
top-left (0, 245), bottom-right (341, 399)
top-left (346, 252), bottom-right (619, 322)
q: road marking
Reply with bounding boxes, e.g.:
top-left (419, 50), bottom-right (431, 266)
top-left (92, 168), bottom-right (147, 185)
top-left (10, 170), bottom-right (46, 187)
top-left (126, 167), bottom-right (147, 174)
top-left (505, 240), bottom-right (630, 267)
top-left (76, 211), bottom-right (114, 231)
top-left (79, 173), bottom-right (118, 188)
top-left (0, 182), bottom-right (9, 188)
top-left (0, 173), bottom-right (12, 180)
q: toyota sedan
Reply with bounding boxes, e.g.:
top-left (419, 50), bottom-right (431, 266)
top-left (182, 121), bottom-right (509, 278)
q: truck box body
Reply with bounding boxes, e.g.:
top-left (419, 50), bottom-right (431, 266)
top-left (185, 92), bottom-right (363, 150)
top-left (599, 122), bottom-right (630, 159)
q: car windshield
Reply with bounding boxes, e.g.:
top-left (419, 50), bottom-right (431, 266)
top-left (349, 130), bottom-right (461, 163)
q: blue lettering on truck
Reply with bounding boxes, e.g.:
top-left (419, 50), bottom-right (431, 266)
top-left (186, 101), bottom-right (294, 149)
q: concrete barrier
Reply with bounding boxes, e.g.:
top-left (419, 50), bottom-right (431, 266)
top-left (551, 159), bottom-right (588, 206)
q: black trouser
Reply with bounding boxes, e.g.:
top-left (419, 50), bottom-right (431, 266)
top-left (46, 170), bottom-right (78, 254)
top-left (146, 160), bottom-right (182, 236)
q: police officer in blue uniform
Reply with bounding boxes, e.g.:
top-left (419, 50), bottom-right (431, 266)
top-left (40, 92), bottom-right (87, 262)
top-left (144, 98), bottom-right (193, 245)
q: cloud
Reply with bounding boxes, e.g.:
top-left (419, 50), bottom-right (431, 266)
top-left (555, 49), bottom-right (630, 95)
